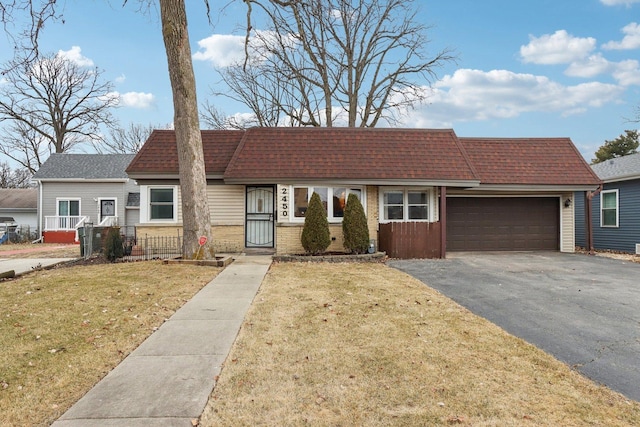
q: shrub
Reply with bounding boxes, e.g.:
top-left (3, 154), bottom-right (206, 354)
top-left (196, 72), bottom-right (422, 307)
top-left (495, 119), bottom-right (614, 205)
top-left (103, 227), bottom-right (124, 262)
top-left (342, 193), bottom-right (370, 254)
top-left (301, 192), bottom-right (331, 254)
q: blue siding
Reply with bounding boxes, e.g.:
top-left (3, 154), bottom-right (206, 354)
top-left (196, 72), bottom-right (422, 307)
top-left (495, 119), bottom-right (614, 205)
top-left (590, 179), bottom-right (640, 253)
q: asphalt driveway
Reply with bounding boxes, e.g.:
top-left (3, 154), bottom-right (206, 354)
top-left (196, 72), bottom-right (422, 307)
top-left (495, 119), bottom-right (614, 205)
top-left (388, 252), bottom-right (640, 402)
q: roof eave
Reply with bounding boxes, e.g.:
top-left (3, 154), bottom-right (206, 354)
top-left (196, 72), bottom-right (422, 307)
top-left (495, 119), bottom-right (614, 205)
top-left (466, 184), bottom-right (601, 192)
top-left (601, 173), bottom-right (640, 183)
top-left (223, 178), bottom-right (481, 187)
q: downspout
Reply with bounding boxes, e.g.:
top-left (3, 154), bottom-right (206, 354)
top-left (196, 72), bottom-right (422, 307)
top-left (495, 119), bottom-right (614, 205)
top-left (440, 186), bottom-right (447, 259)
top-left (585, 184), bottom-right (603, 255)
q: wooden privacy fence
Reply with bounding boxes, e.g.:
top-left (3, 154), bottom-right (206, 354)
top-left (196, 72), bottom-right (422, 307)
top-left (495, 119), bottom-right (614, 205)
top-left (378, 222), bottom-right (441, 259)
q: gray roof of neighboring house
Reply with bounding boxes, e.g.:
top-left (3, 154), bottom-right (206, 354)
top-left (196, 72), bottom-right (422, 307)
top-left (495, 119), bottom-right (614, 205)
top-left (591, 152), bottom-right (640, 181)
top-left (33, 154), bottom-right (136, 180)
top-left (126, 192), bottom-right (140, 207)
top-left (0, 188), bottom-right (37, 210)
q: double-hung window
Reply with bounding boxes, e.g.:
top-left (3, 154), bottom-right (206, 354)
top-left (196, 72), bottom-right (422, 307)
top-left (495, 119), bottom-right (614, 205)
top-left (381, 188), bottom-right (430, 222)
top-left (600, 190), bottom-right (618, 227)
top-left (149, 188), bottom-right (175, 220)
top-left (292, 186), bottom-right (363, 222)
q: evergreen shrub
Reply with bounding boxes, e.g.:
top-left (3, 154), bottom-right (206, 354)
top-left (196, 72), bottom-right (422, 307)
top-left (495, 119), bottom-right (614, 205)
top-left (104, 227), bottom-right (124, 262)
top-left (342, 193), bottom-right (370, 254)
top-left (301, 192), bottom-right (331, 254)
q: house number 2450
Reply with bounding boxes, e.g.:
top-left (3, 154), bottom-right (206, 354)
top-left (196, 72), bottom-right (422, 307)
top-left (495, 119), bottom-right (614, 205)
top-left (280, 186), bottom-right (289, 217)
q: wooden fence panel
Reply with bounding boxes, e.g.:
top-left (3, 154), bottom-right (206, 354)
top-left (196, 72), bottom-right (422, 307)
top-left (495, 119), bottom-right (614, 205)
top-left (379, 222), bottom-right (441, 259)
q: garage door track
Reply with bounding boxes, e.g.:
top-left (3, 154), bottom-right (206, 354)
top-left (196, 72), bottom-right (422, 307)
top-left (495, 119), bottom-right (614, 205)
top-left (388, 252), bottom-right (640, 402)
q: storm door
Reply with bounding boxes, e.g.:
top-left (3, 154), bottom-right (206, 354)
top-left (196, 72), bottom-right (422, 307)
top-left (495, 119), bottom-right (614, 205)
top-left (245, 186), bottom-right (274, 248)
top-left (100, 199), bottom-right (116, 223)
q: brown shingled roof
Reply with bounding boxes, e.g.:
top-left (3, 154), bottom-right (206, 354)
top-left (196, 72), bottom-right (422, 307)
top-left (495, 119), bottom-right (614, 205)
top-left (458, 137), bottom-right (602, 185)
top-left (126, 129), bottom-right (244, 177)
top-left (126, 128), bottom-right (601, 188)
top-left (224, 127), bottom-right (478, 183)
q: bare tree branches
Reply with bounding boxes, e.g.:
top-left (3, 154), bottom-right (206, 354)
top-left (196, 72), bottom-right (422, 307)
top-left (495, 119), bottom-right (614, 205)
top-left (0, 161), bottom-right (32, 188)
top-left (95, 122), bottom-right (168, 154)
top-left (0, 0), bottom-right (63, 71)
top-left (0, 52), bottom-right (118, 171)
top-left (212, 0), bottom-right (456, 127)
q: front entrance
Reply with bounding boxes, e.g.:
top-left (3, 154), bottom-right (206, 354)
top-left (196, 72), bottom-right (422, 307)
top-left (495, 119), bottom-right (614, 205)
top-left (245, 186), bottom-right (275, 248)
top-left (100, 199), bottom-right (116, 223)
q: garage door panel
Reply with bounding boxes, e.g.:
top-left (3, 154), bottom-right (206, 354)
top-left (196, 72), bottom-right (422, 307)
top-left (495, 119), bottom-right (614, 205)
top-left (447, 197), bottom-right (559, 251)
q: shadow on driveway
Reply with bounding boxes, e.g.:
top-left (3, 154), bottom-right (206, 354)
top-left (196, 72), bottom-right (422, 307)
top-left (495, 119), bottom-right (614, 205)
top-left (388, 251), bottom-right (640, 402)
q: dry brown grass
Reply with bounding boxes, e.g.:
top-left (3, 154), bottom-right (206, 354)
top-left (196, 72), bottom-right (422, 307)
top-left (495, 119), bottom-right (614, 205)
top-left (0, 243), bottom-right (80, 259)
top-left (0, 261), bottom-right (220, 427)
top-left (200, 262), bottom-right (640, 427)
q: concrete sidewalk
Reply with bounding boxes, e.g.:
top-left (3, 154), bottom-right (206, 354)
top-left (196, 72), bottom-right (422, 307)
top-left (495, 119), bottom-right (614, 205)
top-left (52, 254), bottom-right (272, 427)
top-left (0, 258), bottom-right (76, 276)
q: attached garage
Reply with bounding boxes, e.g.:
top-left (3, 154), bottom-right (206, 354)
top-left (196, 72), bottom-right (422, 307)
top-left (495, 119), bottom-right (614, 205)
top-left (447, 197), bottom-right (560, 251)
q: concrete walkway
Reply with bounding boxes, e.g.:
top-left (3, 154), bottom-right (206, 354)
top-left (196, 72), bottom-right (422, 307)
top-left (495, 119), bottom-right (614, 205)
top-left (0, 258), bottom-right (75, 276)
top-left (52, 254), bottom-right (272, 427)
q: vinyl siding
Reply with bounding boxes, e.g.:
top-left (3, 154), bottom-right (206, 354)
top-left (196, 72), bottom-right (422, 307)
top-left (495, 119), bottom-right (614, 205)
top-left (574, 191), bottom-right (586, 248)
top-left (591, 179), bottom-right (640, 253)
top-left (39, 181), bottom-right (132, 231)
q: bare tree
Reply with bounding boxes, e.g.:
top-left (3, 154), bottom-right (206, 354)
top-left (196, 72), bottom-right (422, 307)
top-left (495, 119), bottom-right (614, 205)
top-left (209, 0), bottom-right (455, 127)
top-left (159, 0), bottom-right (214, 259)
top-left (1, 0), bottom-right (216, 259)
top-left (0, 161), bottom-right (32, 188)
top-left (0, 51), bottom-right (118, 171)
top-left (96, 122), bottom-right (169, 154)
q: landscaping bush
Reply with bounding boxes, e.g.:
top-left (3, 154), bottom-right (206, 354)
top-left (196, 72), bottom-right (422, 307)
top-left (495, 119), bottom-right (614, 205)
top-left (103, 227), bottom-right (124, 262)
top-left (301, 192), bottom-right (331, 254)
top-left (342, 193), bottom-right (370, 254)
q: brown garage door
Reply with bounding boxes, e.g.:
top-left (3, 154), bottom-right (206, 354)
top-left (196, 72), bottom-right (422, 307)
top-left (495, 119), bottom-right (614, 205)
top-left (447, 197), bottom-right (559, 251)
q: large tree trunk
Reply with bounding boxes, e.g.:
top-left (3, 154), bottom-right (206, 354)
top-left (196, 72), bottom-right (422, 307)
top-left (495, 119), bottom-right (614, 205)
top-left (160, 0), bottom-right (214, 259)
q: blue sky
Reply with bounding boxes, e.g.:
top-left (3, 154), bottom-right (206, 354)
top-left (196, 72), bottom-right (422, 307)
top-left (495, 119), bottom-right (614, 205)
top-left (1, 0), bottom-right (639, 163)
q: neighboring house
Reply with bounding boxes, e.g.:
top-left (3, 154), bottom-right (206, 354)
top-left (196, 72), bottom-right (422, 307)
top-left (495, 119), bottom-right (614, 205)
top-left (575, 152), bottom-right (640, 254)
top-left (0, 188), bottom-right (38, 238)
top-left (32, 154), bottom-right (138, 244)
top-left (126, 128), bottom-right (601, 259)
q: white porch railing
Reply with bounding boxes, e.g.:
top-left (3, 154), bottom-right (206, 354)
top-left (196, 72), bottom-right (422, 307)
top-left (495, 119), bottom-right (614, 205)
top-left (44, 216), bottom-right (89, 231)
top-left (98, 216), bottom-right (119, 227)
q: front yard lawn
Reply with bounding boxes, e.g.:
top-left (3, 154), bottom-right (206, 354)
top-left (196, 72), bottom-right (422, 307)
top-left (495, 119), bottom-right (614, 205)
top-left (200, 262), bottom-right (640, 426)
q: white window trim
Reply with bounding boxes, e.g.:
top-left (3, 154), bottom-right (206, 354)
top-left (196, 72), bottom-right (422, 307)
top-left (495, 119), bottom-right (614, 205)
top-left (287, 185), bottom-right (366, 224)
top-left (600, 189), bottom-right (619, 228)
top-left (379, 187), bottom-right (434, 223)
top-left (56, 197), bottom-right (81, 216)
top-left (142, 186), bottom-right (178, 223)
top-left (97, 198), bottom-right (118, 221)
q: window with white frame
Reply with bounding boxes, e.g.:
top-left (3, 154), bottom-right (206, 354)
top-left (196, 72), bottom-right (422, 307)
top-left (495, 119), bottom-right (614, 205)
top-left (600, 189), bottom-right (618, 227)
top-left (292, 186), bottom-right (363, 222)
top-left (381, 188), bottom-right (430, 222)
top-left (57, 199), bottom-right (80, 217)
top-left (149, 187), bottom-right (175, 220)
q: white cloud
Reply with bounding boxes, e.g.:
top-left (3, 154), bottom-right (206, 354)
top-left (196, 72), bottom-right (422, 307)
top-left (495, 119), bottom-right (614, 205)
top-left (194, 31), bottom-right (298, 68)
top-left (602, 22), bottom-right (640, 50)
top-left (520, 30), bottom-right (596, 64)
top-left (193, 34), bottom-right (246, 67)
top-left (565, 54), bottom-right (613, 78)
top-left (398, 69), bottom-right (623, 127)
top-left (109, 91), bottom-right (155, 109)
top-left (115, 74), bottom-right (126, 84)
top-left (612, 59), bottom-right (640, 85)
top-left (600, 0), bottom-right (640, 5)
top-left (57, 46), bottom-right (94, 67)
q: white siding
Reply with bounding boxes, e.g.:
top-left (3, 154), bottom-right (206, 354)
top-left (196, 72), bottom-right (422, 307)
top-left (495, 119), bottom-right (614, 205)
top-left (560, 192), bottom-right (575, 253)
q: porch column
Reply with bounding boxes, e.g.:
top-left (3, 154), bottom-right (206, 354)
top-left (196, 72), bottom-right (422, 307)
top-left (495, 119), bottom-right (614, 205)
top-left (440, 186), bottom-right (447, 259)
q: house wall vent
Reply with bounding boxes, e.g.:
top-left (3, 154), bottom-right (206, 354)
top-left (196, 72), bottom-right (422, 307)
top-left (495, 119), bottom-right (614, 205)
top-left (636, 244), bottom-right (640, 255)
